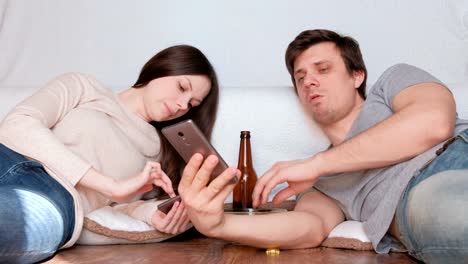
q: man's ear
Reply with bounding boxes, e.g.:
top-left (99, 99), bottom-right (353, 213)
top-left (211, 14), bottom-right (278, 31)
top-left (353, 70), bottom-right (365, 89)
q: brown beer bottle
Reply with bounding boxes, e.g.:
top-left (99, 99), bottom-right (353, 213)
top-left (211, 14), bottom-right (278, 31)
top-left (233, 131), bottom-right (258, 209)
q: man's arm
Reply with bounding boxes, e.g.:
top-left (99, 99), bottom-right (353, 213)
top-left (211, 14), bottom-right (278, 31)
top-left (219, 191), bottom-right (344, 249)
top-left (254, 82), bottom-right (456, 205)
top-left (318, 82), bottom-right (455, 175)
top-left (179, 154), bottom-right (344, 249)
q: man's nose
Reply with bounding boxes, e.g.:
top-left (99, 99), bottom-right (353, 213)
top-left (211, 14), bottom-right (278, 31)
top-left (304, 74), bottom-right (319, 88)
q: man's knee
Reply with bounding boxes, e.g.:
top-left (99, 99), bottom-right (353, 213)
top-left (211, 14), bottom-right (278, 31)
top-left (406, 170), bottom-right (468, 243)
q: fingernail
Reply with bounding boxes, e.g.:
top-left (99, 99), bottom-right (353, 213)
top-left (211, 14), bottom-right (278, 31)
top-left (232, 176), bottom-right (238, 183)
top-left (208, 156), bottom-right (218, 164)
top-left (194, 153), bottom-right (203, 161)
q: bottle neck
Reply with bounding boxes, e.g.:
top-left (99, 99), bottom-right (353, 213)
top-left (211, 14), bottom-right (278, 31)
top-left (238, 136), bottom-right (253, 168)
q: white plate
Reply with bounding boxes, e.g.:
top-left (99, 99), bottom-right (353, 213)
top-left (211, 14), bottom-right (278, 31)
top-left (224, 208), bottom-right (287, 215)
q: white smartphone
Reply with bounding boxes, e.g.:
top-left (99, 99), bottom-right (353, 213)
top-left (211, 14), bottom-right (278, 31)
top-left (157, 119), bottom-right (235, 213)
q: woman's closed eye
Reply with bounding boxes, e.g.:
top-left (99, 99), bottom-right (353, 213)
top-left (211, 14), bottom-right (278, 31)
top-left (178, 83), bottom-right (186, 92)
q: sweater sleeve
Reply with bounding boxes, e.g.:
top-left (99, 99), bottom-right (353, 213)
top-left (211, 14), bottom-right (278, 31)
top-left (114, 199), bottom-right (165, 227)
top-left (0, 73), bottom-right (96, 185)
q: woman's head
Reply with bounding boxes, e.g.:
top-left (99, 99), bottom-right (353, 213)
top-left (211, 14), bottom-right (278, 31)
top-left (133, 45), bottom-right (219, 188)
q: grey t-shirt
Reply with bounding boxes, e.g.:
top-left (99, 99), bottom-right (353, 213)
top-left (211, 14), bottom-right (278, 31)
top-left (313, 63), bottom-right (468, 253)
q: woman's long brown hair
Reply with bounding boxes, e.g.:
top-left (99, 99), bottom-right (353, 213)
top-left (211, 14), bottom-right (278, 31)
top-left (133, 45), bottom-right (219, 196)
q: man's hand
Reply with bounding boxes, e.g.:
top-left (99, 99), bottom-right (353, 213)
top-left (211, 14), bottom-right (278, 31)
top-left (252, 157), bottom-right (322, 208)
top-left (178, 153), bottom-right (239, 238)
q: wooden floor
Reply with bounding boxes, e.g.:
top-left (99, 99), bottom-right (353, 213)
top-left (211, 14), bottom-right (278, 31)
top-left (43, 229), bottom-right (419, 264)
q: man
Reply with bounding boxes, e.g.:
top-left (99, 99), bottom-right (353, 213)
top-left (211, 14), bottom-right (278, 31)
top-left (178, 29), bottom-right (468, 264)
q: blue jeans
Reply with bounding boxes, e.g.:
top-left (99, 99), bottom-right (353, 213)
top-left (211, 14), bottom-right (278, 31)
top-left (396, 129), bottom-right (468, 264)
top-left (0, 144), bottom-right (75, 264)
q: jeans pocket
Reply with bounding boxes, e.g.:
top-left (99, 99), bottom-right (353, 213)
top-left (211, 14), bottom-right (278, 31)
top-left (0, 161), bottom-right (43, 184)
top-left (458, 129), bottom-right (468, 144)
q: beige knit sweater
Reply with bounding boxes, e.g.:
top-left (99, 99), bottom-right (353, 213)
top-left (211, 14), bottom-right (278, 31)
top-left (0, 73), bottom-right (167, 248)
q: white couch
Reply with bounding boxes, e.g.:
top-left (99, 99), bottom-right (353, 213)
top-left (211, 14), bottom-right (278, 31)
top-left (1, 0), bottom-right (467, 248)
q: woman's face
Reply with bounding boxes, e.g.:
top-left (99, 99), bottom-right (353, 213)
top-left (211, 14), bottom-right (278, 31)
top-left (142, 75), bottom-right (211, 122)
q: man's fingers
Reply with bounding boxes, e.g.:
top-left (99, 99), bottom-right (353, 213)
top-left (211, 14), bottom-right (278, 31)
top-left (204, 167), bottom-right (238, 200)
top-left (252, 168), bottom-right (275, 207)
top-left (190, 155), bottom-right (219, 192)
top-left (262, 174), bottom-right (285, 205)
top-left (179, 153), bottom-right (204, 194)
top-left (271, 187), bottom-right (295, 205)
top-left (212, 172), bottom-right (238, 205)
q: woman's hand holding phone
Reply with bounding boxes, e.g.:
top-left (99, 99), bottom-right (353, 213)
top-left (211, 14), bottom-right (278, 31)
top-left (151, 199), bottom-right (192, 234)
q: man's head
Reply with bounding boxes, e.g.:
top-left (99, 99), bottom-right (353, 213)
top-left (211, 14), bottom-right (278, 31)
top-left (285, 29), bottom-right (367, 125)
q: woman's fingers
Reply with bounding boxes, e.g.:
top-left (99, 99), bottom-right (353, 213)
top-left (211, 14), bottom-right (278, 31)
top-left (178, 211), bottom-right (191, 233)
top-left (146, 161), bottom-right (176, 197)
top-left (172, 206), bottom-right (189, 234)
top-left (158, 201), bottom-right (179, 229)
top-left (153, 177), bottom-right (175, 198)
top-left (165, 202), bottom-right (185, 234)
top-left (138, 184), bottom-right (155, 194)
top-left (159, 171), bottom-right (175, 197)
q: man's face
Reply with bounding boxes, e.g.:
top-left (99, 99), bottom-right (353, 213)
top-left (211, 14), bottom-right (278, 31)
top-left (293, 42), bottom-right (364, 125)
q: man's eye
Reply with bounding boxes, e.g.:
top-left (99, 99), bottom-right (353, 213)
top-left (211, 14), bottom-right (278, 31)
top-left (297, 77), bottom-right (304, 83)
top-left (179, 84), bottom-right (185, 91)
top-left (319, 68), bottom-right (329, 73)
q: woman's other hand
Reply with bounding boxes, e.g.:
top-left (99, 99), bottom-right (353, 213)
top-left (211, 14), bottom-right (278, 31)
top-left (151, 201), bottom-right (191, 234)
top-left (110, 161), bottom-right (175, 203)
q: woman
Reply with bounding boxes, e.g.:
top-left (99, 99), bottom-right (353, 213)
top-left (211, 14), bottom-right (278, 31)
top-left (0, 45), bottom-right (219, 263)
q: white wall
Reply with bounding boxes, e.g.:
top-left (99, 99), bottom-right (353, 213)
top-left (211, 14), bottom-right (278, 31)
top-left (1, 0), bottom-right (467, 88)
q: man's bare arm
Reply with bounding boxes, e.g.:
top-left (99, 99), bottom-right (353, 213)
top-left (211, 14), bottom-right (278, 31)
top-left (179, 154), bottom-right (344, 249)
top-left (318, 82), bottom-right (456, 175)
top-left (254, 82), bottom-right (456, 205)
top-left (218, 191), bottom-right (344, 249)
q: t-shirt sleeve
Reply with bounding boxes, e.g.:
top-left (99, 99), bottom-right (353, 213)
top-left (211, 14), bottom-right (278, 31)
top-left (0, 72), bottom-right (96, 185)
top-left (370, 63), bottom-right (445, 108)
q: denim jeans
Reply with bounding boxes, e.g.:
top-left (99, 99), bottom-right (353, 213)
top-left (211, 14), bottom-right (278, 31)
top-left (396, 129), bottom-right (468, 264)
top-left (0, 144), bottom-right (75, 264)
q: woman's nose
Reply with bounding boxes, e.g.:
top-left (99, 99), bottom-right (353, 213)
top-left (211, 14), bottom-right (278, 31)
top-left (177, 96), bottom-right (190, 110)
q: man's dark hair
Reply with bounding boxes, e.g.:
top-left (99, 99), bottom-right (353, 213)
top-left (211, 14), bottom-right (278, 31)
top-left (285, 29), bottom-right (367, 99)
